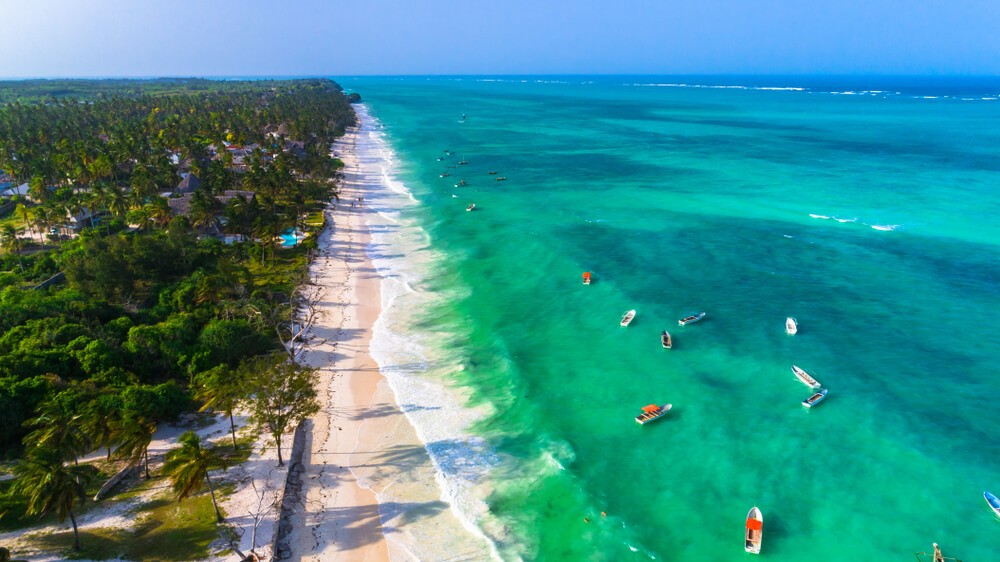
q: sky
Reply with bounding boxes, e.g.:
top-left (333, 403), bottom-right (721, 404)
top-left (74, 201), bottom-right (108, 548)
top-left (2, 0), bottom-right (999, 77)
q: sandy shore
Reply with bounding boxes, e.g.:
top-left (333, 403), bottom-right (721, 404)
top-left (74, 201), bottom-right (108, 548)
top-left (288, 110), bottom-right (493, 561)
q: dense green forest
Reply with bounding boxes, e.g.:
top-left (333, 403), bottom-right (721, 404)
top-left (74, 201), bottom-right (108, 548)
top-left (0, 78), bottom-right (352, 459)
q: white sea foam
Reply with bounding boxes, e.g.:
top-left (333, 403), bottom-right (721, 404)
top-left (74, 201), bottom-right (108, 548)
top-left (809, 213), bottom-right (831, 219)
top-left (870, 224), bottom-right (902, 231)
top-left (354, 105), bottom-right (505, 560)
top-left (834, 217), bottom-right (858, 223)
top-left (627, 82), bottom-right (802, 91)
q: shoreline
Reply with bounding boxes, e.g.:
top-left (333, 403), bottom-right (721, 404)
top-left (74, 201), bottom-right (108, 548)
top-left (289, 107), bottom-right (494, 561)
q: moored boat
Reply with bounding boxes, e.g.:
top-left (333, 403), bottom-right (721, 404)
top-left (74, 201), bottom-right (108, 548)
top-left (786, 317), bottom-right (798, 335)
top-left (582, 272), bottom-right (592, 285)
top-left (661, 330), bottom-right (672, 349)
top-left (985, 491), bottom-right (1000, 518)
top-left (745, 507), bottom-right (763, 554)
top-left (791, 365), bottom-right (822, 389)
top-left (488, 170), bottom-right (498, 175)
top-left (440, 172), bottom-right (451, 177)
top-left (678, 312), bottom-right (706, 326)
top-left (802, 388), bottom-right (828, 408)
top-left (466, 204), bottom-right (476, 212)
top-left (455, 180), bottom-right (468, 187)
top-left (620, 309), bottom-right (636, 327)
top-left (496, 176), bottom-right (507, 181)
top-left (635, 403), bottom-right (671, 425)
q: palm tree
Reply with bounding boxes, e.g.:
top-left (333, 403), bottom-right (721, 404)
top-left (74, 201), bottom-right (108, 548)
top-left (0, 225), bottom-right (24, 271)
top-left (194, 366), bottom-right (245, 449)
top-left (13, 445), bottom-right (95, 551)
top-left (112, 416), bottom-right (156, 479)
top-left (162, 431), bottom-right (225, 522)
top-left (24, 400), bottom-right (92, 465)
top-left (14, 202), bottom-right (35, 242)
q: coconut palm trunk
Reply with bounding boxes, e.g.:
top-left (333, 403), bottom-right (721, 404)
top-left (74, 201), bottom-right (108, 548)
top-left (68, 508), bottom-right (80, 551)
top-left (204, 469), bottom-right (224, 522)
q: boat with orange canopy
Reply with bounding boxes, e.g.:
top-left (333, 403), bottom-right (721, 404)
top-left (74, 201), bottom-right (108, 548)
top-left (635, 403), bottom-right (671, 425)
top-left (745, 506), bottom-right (763, 553)
top-left (582, 272), bottom-right (592, 285)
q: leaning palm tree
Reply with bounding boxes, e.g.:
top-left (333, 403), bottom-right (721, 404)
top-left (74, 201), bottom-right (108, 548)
top-left (162, 431), bottom-right (226, 522)
top-left (13, 445), bottom-right (95, 552)
top-left (111, 416), bottom-right (156, 479)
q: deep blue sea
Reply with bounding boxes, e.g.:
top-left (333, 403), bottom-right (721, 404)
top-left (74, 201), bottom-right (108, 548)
top-left (344, 76), bottom-right (1000, 561)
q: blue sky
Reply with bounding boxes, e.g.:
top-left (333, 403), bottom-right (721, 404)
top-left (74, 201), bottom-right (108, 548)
top-left (3, 0), bottom-right (999, 77)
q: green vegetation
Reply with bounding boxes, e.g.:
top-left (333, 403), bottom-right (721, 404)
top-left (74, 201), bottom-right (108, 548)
top-left (0, 78), bottom-right (348, 555)
top-left (161, 431), bottom-right (226, 522)
top-left (22, 490), bottom-right (225, 561)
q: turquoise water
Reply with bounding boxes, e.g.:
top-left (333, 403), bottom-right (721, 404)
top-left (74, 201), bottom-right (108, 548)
top-left (346, 77), bottom-right (1000, 561)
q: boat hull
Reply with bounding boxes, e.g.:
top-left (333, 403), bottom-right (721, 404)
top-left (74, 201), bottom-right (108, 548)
top-left (621, 309), bottom-right (636, 327)
top-left (786, 317), bottom-right (798, 335)
top-left (802, 389), bottom-right (828, 408)
top-left (661, 330), bottom-right (672, 349)
top-left (678, 312), bottom-right (706, 326)
top-left (791, 365), bottom-right (822, 389)
top-left (985, 491), bottom-right (1000, 517)
top-left (745, 507), bottom-right (763, 554)
top-left (635, 404), bottom-right (672, 425)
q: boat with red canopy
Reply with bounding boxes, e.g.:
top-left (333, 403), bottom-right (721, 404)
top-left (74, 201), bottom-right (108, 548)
top-left (745, 506), bottom-right (763, 554)
top-left (635, 403), bottom-right (671, 425)
top-left (582, 272), bottom-right (592, 285)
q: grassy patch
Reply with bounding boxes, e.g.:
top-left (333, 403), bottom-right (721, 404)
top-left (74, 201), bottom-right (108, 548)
top-left (304, 210), bottom-right (325, 228)
top-left (213, 434), bottom-right (256, 467)
top-left (23, 491), bottom-right (224, 561)
top-left (0, 463), bottom-right (112, 532)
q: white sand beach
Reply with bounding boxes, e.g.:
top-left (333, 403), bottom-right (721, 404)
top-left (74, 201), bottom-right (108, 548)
top-left (287, 108), bottom-right (494, 561)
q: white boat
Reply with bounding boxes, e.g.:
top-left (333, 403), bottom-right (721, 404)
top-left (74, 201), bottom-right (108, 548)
top-left (678, 312), bottom-right (705, 326)
top-left (582, 272), bottom-right (592, 285)
top-left (745, 507), bottom-right (763, 554)
top-left (466, 204), bottom-right (476, 212)
top-left (802, 388), bottom-right (828, 408)
top-left (985, 491), bottom-right (1000, 518)
top-left (620, 309), bottom-right (636, 327)
top-left (635, 403), bottom-right (671, 425)
top-left (791, 365), bottom-right (821, 389)
top-left (661, 330), bottom-right (672, 349)
top-left (786, 317), bottom-right (798, 335)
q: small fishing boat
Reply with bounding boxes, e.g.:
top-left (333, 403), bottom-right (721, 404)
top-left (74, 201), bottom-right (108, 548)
top-left (802, 388), bottom-right (828, 408)
top-left (932, 543), bottom-right (945, 562)
top-left (985, 491), bottom-right (1000, 518)
top-left (436, 157), bottom-right (444, 161)
top-left (582, 272), bottom-right (592, 285)
top-left (458, 160), bottom-right (469, 165)
top-left (791, 365), bottom-right (822, 389)
top-left (620, 309), bottom-right (636, 327)
top-left (745, 507), bottom-right (763, 554)
top-left (635, 403), bottom-right (671, 425)
top-left (440, 172), bottom-right (451, 177)
top-left (495, 176), bottom-right (507, 181)
top-left (661, 330), bottom-right (672, 349)
top-left (678, 312), bottom-right (706, 326)
top-left (455, 180), bottom-right (468, 187)
top-left (786, 317), bottom-right (798, 335)
top-left (466, 204), bottom-right (475, 212)
top-left (488, 171), bottom-right (498, 175)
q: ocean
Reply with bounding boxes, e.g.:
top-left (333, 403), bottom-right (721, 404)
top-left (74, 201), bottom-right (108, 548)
top-left (344, 76), bottom-right (1000, 561)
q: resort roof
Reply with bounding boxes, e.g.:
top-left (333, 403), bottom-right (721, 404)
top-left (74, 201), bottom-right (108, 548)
top-left (176, 174), bottom-right (201, 194)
